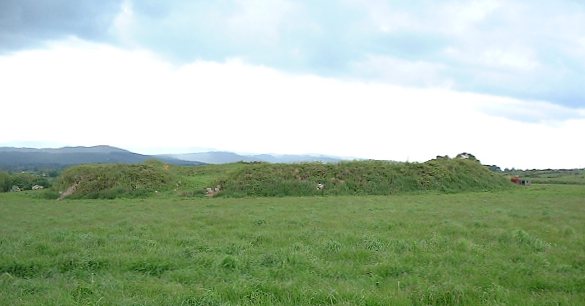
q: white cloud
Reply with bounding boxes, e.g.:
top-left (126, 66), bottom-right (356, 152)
top-left (348, 0), bottom-right (419, 33)
top-left (225, 0), bottom-right (299, 44)
top-left (354, 0), bottom-right (504, 36)
top-left (443, 46), bottom-right (541, 74)
top-left (110, 0), bottom-right (134, 45)
top-left (436, 0), bottom-right (503, 35)
top-left (480, 48), bottom-right (539, 71)
top-left (349, 55), bottom-right (453, 87)
top-left (0, 40), bottom-right (584, 169)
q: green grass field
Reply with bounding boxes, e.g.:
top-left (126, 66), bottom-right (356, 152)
top-left (1, 185), bottom-right (584, 305)
top-left (506, 169), bottom-right (585, 185)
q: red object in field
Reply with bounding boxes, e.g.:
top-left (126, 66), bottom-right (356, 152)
top-left (511, 176), bottom-right (521, 184)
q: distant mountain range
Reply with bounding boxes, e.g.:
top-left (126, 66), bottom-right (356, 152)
top-left (0, 146), bottom-right (344, 171)
top-left (166, 151), bottom-right (342, 164)
top-left (0, 145), bottom-right (203, 171)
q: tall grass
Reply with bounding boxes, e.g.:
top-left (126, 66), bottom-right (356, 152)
top-left (1, 185), bottom-right (583, 305)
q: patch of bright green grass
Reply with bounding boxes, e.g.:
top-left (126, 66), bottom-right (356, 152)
top-left (1, 185), bottom-right (584, 305)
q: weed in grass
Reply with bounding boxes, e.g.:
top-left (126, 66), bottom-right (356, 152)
top-left (71, 283), bottom-right (94, 303)
top-left (479, 283), bottom-right (510, 304)
top-left (411, 284), bottom-right (466, 306)
top-left (0, 262), bottom-right (42, 279)
top-left (324, 239), bottom-right (342, 253)
top-left (513, 229), bottom-right (551, 252)
top-left (254, 219), bottom-right (266, 225)
top-left (455, 237), bottom-right (480, 252)
top-left (374, 262), bottom-right (413, 278)
top-left (220, 256), bottom-right (238, 270)
top-left (363, 236), bottom-right (385, 251)
top-left (57, 257), bottom-right (108, 274)
top-left (128, 260), bottom-right (173, 277)
top-left (561, 226), bottom-right (576, 237)
top-left (251, 234), bottom-right (270, 247)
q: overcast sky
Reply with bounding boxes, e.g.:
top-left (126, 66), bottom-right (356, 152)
top-left (1, 0), bottom-right (584, 169)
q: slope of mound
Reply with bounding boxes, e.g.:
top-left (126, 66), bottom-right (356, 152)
top-left (54, 161), bottom-right (175, 199)
top-left (215, 159), bottom-right (511, 197)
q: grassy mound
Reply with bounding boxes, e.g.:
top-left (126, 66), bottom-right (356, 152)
top-left (215, 158), bottom-right (511, 197)
top-left (54, 161), bottom-right (175, 199)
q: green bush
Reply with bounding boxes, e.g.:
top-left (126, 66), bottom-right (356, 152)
top-left (0, 171), bottom-right (50, 192)
top-left (54, 163), bottom-right (175, 199)
top-left (0, 171), bottom-right (10, 192)
top-left (35, 190), bottom-right (61, 200)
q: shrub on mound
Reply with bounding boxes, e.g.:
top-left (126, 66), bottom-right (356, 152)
top-left (215, 158), bottom-right (511, 197)
top-left (55, 161), bottom-right (174, 199)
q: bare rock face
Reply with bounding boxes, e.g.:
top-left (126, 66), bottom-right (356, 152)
top-left (58, 182), bottom-right (79, 200)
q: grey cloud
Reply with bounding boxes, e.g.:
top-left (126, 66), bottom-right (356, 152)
top-left (1, 0), bottom-right (583, 111)
top-left (0, 0), bottom-right (122, 52)
top-left (112, 0), bottom-right (335, 73)
top-left (348, 0), bottom-right (585, 109)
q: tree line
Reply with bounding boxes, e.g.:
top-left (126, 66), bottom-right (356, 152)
top-left (0, 171), bottom-right (51, 192)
